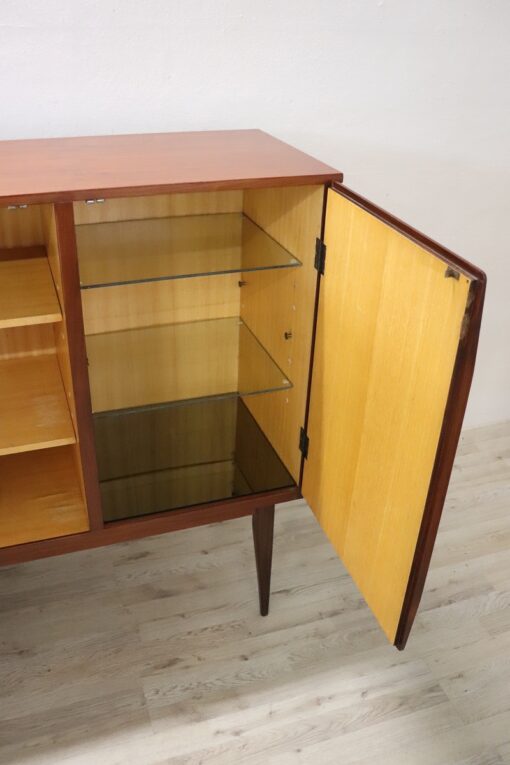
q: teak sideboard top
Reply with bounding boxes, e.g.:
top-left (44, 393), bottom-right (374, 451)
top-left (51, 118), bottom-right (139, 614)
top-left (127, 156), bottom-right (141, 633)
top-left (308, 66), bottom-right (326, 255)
top-left (0, 129), bottom-right (342, 204)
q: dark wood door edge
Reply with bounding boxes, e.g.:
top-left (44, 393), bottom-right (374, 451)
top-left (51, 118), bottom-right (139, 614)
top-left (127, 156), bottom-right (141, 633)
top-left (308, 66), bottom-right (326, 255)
top-left (331, 183), bottom-right (486, 282)
top-left (0, 486), bottom-right (301, 567)
top-left (395, 276), bottom-right (486, 649)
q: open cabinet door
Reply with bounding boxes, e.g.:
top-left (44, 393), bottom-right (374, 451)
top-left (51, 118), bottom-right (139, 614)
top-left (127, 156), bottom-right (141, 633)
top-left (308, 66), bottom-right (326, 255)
top-left (301, 184), bottom-right (485, 649)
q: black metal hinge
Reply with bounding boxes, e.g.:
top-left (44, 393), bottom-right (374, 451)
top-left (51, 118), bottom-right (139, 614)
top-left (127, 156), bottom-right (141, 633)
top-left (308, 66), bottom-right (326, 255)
top-left (299, 427), bottom-right (309, 459)
top-left (314, 238), bottom-right (326, 275)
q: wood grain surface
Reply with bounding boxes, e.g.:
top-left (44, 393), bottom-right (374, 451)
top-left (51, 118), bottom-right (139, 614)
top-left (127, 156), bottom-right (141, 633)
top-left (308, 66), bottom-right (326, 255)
top-left (0, 130), bottom-right (342, 205)
top-left (241, 185), bottom-right (324, 480)
top-left (303, 188), bottom-right (473, 643)
top-left (0, 253), bottom-right (62, 329)
top-left (0, 445), bottom-right (88, 547)
top-left (73, 190), bottom-right (243, 225)
top-left (0, 354), bottom-right (76, 456)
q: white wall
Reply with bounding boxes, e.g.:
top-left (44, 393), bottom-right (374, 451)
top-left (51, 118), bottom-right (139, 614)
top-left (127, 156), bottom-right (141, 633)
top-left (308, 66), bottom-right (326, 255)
top-left (1, 0), bottom-right (508, 427)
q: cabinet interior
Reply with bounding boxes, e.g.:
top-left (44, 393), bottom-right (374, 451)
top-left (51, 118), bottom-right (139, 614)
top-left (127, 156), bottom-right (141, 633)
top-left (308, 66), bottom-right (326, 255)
top-left (76, 186), bottom-right (323, 523)
top-left (0, 185), bottom-right (323, 544)
top-left (0, 205), bottom-right (88, 547)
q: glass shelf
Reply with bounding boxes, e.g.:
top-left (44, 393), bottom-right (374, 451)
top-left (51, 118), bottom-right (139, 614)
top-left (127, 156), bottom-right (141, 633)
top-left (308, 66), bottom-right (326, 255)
top-left (94, 398), bottom-right (295, 522)
top-left (77, 213), bottom-right (301, 289)
top-left (86, 317), bottom-right (292, 414)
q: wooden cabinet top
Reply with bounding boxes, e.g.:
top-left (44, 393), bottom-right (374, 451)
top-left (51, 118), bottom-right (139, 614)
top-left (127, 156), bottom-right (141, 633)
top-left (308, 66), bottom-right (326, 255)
top-left (0, 129), bottom-right (342, 205)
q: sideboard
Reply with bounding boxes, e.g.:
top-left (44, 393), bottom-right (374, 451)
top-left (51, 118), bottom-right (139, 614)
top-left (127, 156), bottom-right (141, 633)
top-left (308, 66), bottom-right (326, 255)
top-left (0, 129), bottom-right (485, 649)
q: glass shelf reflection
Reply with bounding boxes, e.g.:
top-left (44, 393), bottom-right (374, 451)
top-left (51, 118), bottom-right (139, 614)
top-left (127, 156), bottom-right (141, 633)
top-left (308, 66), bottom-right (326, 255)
top-left (94, 398), bottom-right (295, 522)
top-left (77, 213), bottom-right (301, 289)
top-left (86, 317), bottom-right (292, 414)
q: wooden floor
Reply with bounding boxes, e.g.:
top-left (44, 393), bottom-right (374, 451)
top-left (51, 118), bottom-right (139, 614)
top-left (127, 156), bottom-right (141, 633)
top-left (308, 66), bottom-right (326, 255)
top-left (1, 421), bottom-right (510, 765)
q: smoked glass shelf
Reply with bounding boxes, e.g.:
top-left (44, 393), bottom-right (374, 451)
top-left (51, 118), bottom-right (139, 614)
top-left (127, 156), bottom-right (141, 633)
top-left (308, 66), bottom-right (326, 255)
top-left (77, 213), bottom-right (301, 289)
top-left (94, 398), bottom-right (295, 522)
top-left (86, 316), bottom-right (292, 414)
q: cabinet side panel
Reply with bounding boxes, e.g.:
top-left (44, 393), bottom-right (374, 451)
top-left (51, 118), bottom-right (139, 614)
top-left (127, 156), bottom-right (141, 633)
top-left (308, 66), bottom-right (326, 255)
top-left (0, 205), bottom-right (46, 248)
top-left (241, 186), bottom-right (323, 480)
top-left (42, 207), bottom-right (77, 428)
top-left (49, 203), bottom-right (103, 529)
top-left (302, 190), bottom-right (472, 643)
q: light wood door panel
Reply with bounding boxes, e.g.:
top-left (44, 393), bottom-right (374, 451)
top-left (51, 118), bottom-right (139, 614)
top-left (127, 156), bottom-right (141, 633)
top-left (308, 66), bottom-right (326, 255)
top-left (302, 185), bottom-right (485, 648)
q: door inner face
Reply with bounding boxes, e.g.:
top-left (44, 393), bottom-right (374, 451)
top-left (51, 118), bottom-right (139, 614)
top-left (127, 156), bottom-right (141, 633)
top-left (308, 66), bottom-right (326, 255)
top-left (302, 185), bottom-right (483, 646)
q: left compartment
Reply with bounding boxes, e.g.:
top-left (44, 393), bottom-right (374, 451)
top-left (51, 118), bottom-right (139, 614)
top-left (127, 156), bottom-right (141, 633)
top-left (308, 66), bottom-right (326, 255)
top-left (0, 204), bottom-right (89, 547)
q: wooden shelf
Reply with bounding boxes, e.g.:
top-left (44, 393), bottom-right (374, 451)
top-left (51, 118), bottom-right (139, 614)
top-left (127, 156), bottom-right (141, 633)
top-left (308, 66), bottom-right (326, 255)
top-left (0, 354), bottom-right (76, 456)
top-left (0, 248), bottom-right (62, 329)
top-left (0, 446), bottom-right (89, 548)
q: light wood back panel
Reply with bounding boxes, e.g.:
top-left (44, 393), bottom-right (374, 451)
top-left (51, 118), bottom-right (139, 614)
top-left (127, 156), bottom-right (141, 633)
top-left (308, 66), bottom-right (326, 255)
top-left (0, 355), bottom-right (76, 456)
top-left (73, 190), bottom-right (242, 225)
top-left (0, 205), bottom-right (47, 248)
top-left (76, 214), bottom-right (243, 287)
top-left (0, 208), bottom-right (60, 359)
top-left (302, 189), bottom-right (472, 643)
top-left (0, 446), bottom-right (88, 547)
top-left (82, 275), bottom-right (240, 335)
top-left (0, 325), bottom-right (55, 360)
top-left (78, 191), bottom-right (242, 335)
top-left (86, 320), bottom-right (241, 413)
top-left (86, 317), bottom-right (290, 414)
top-left (241, 186), bottom-right (323, 480)
top-left (0, 254), bottom-right (62, 330)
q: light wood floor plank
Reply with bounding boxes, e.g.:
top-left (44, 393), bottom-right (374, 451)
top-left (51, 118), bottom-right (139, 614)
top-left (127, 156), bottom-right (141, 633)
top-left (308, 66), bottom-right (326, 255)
top-left (0, 422), bottom-right (509, 764)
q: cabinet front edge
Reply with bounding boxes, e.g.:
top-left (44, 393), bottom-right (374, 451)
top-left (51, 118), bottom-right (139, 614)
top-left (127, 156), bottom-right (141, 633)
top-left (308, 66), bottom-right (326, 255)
top-left (0, 174), bottom-right (343, 208)
top-left (0, 486), bottom-right (301, 566)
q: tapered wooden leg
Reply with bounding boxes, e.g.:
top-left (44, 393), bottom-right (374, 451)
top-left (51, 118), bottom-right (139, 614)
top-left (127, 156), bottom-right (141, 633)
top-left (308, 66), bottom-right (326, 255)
top-left (252, 505), bottom-right (275, 616)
